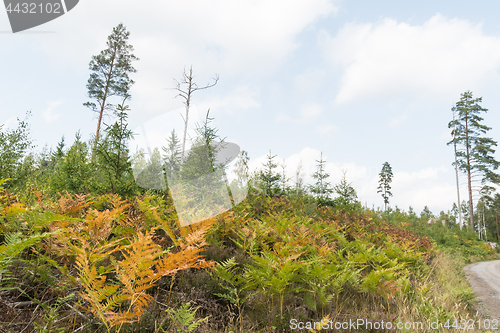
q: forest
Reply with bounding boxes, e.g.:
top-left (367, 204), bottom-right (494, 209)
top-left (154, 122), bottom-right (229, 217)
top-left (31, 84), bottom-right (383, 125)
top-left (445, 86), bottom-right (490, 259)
top-left (1, 23), bottom-right (500, 333)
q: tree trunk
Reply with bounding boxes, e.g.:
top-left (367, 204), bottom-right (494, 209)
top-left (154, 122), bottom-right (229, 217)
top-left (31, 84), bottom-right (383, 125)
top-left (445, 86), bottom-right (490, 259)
top-left (384, 187), bottom-right (387, 211)
top-left (93, 48), bottom-right (117, 155)
top-left (496, 213), bottom-right (499, 243)
top-left (478, 209), bottom-right (482, 239)
top-left (465, 114), bottom-right (474, 231)
top-left (484, 206), bottom-right (487, 240)
top-left (175, 66), bottom-right (218, 167)
top-left (180, 68), bottom-right (193, 166)
top-left (453, 113), bottom-right (463, 229)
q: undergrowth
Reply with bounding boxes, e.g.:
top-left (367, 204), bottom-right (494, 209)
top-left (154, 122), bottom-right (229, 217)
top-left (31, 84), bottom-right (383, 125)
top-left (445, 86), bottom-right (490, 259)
top-left (0, 185), bottom-right (495, 332)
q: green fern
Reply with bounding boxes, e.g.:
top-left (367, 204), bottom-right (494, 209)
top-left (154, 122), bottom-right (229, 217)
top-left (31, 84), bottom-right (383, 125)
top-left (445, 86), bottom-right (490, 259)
top-left (211, 257), bottom-right (252, 327)
top-left (164, 302), bottom-right (209, 333)
top-left (34, 293), bottom-right (76, 333)
top-left (213, 257), bottom-right (238, 285)
top-left (244, 243), bottom-right (303, 317)
top-left (0, 231), bottom-right (55, 282)
top-left (299, 256), bottom-right (359, 314)
top-left (0, 178), bottom-right (10, 190)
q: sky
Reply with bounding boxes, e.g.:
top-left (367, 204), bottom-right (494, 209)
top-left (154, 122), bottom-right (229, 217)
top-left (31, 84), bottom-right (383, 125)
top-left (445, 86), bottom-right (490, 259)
top-left (2, 0), bottom-right (500, 216)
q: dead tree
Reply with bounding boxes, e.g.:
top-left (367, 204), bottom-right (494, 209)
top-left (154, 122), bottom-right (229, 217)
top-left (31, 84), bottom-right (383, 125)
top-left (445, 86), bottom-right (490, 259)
top-left (173, 66), bottom-right (218, 165)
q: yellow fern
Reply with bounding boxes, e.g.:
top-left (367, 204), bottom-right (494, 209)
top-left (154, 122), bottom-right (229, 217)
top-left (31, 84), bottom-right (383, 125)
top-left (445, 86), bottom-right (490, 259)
top-left (73, 224), bottom-right (214, 329)
top-left (105, 194), bottom-right (131, 225)
top-left (57, 191), bottom-right (93, 217)
top-left (136, 197), bottom-right (179, 246)
top-left (73, 239), bottom-right (123, 329)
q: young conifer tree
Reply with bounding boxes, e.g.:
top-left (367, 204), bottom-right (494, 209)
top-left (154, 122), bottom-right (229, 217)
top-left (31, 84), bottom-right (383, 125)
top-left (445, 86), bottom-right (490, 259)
top-left (234, 150), bottom-right (250, 187)
top-left (52, 131), bottom-right (91, 194)
top-left (258, 150), bottom-right (281, 197)
top-left (310, 152), bottom-right (333, 205)
top-left (334, 170), bottom-right (357, 205)
top-left (53, 135), bottom-right (65, 161)
top-left (94, 96), bottom-right (136, 196)
top-left (179, 109), bottom-right (226, 182)
top-left (163, 129), bottom-right (182, 176)
top-left (0, 112), bottom-right (33, 183)
top-left (279, 159), bottom-right (292, 195)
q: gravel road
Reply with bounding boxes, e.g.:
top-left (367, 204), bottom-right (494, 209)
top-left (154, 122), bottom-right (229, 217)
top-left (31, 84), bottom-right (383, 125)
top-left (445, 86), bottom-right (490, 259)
top-left (464, 260), bottom-right (500, 320)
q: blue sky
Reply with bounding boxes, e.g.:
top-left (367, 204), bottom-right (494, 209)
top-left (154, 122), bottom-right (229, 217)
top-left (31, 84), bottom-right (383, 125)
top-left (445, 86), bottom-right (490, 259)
top-left (2, 0), bottom-right (500, 215)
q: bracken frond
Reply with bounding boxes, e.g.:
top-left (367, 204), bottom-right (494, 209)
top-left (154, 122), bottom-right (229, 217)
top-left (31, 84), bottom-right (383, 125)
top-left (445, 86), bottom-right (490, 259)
top-left (83, 209), bottom-right (114, 244)
top-left (71, 212), bottom-right (213, 328)
top-left (58, 191), bottom-right (93, 217)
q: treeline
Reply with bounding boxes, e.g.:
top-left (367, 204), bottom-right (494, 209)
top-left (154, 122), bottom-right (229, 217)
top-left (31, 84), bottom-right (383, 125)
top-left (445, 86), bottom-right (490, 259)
top-left (0, 110), bottom-right (362, 207)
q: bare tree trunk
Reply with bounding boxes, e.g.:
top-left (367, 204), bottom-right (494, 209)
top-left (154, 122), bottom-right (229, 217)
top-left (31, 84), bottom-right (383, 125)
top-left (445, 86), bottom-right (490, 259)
top-left (384, 188), bottom-right (387, 211)
top-left (180, 70), bottom-right (193, 165)
top-left (478, 209), bottom-right (482, 239)
top-left (173, 66), bottom-right (218, 167)
top-left (295, 161), bottom-right (303, 197)
top-left (484, 205), bottom-right (487, 240)
top-left (465, 116), bottom-right (474, 231)
top-left (453, 112), bottom-right (463, 229)
top-left (93, 48), bottom-right (117, 155)
top-left (496, 213), bottom-right (499, 243)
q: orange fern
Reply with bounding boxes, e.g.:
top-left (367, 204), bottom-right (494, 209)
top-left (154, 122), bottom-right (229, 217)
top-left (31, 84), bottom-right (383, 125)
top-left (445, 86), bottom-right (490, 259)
top-left (57, 191), bottom-right (93, 217)
top-left (73, 224), bottom-right (214, 329)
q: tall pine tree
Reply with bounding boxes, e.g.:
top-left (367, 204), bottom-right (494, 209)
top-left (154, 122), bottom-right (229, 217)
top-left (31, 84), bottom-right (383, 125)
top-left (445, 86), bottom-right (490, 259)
top-left (447, 91), bottom-right (500, 231)
top-left (377, 162), bottom-right (393, 211)
top-left (84, 23), bottom-right (139, 154)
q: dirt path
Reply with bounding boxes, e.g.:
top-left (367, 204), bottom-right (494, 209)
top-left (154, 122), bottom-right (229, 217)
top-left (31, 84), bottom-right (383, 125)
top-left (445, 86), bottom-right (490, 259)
top-left (464, 260), bottom-right (500, 320)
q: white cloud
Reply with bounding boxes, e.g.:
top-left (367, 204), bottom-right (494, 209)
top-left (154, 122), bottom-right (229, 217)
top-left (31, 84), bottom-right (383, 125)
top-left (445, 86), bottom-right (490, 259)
top-left (407, 149), bottom-right (432, 164)
top-left (439, 129), bottom-right (452, 142)
top-left (198, 86), bottom-right (261, 116)
top-left (301, 104), bottom-right (323, 121)
top-left (317, 124), bottom-right (338, 135)
top-left (294, 68), bottom-right (328, 94)
top-left (395, 166), bottom-right (448, 183)
top-left (40, 0), bottom-right (337, 75)
top-left (321, 14), bottom-right (500, 104)
top-left (389, 113), bottom-right (407, 128)
top-left (391, 167), bottom-right (456, 213)
top-left (276, 103), bottom-right (323, 123)
top-left (43, 101), bottom-right (63, 123)
top-left (35, 0), bottom-right (337, 118)
top-left (0, 116), bottom-right (17, 130)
